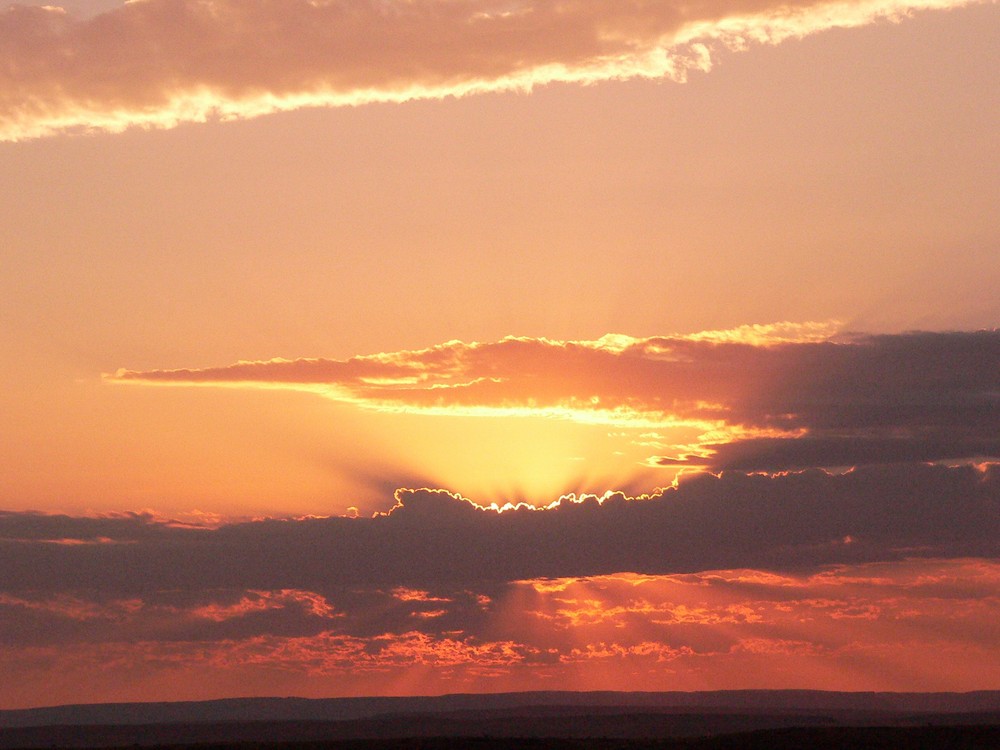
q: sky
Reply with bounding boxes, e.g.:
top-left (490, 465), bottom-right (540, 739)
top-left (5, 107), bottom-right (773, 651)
top-left (0, 0), bottom-right (998, 709)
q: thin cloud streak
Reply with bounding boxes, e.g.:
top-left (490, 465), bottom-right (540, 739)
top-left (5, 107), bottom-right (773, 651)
top-left (0, 0), bottom-right (981, 140)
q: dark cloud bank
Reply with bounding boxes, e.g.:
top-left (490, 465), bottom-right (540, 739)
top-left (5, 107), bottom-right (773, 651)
top-left (2, 463), bottom-right (997, 599)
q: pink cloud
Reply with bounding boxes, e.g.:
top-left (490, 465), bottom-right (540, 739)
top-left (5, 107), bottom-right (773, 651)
top-left (1, 0), bottom-right (980, 140)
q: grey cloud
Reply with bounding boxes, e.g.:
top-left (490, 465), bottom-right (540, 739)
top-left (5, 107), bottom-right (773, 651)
top-left (659, 435), bottom-right (1000, 471)
top-left (1, 462), bottom-right (996, 599)
top-left (0, 585), bottom-right (493, 648)
top-left (0, 509), bottom-right (199, 542)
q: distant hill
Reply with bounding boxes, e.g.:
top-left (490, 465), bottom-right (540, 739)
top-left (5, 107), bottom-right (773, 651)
top-left (3, 690), bottom-right (1000, 729)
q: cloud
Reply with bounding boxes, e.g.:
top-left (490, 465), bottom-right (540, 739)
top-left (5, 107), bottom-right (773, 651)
top-left (20, 323), bottom-right (996, 700)
top-left (0, 0), bottom-right (981, 140)
top-left (111, 326), bottom-right (1000, 471)
top-left (2, 558), bottom-right (998, 705)
top-left (2, 463), bottom-right (997, 699)
top-left (668, 435), bottom-right (1000, 471)
top-left (2, 463), bottom-right (997, 600)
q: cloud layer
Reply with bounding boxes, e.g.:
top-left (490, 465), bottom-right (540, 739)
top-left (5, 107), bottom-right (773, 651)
top-left (3, 462), bottom-right (997, 597)
top-left (2, 554), bottom-right (998, 704)
top-left (0, 0), bottom-right (979, 140)
top-left (3, 451), bottom-right (997, 701)
top-left (112, 326), bottom-right (1000, 472)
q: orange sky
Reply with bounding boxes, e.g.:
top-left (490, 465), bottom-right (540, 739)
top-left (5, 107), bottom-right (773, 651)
top-left (0, 0), bottom-right (998, 707)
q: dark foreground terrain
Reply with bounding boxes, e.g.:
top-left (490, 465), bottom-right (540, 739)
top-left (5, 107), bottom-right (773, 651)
top-left (3, 716), bottom-right (999, 749)
top-left (3, 727), bottom-right (1000, 750)
top-left (3, 693), bottom-right (998, 749)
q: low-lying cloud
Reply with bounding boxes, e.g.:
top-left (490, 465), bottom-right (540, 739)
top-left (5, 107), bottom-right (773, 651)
top-left (2, 460), bottom-right (997, 701)
top-left (2, 557), bottom-right (998, 703)
top-left (0, 0), bottom-right (980, 140)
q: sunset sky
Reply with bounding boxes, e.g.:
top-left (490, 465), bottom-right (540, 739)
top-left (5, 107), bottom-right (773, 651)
top-left (1, 0), bottom-right (998, 709)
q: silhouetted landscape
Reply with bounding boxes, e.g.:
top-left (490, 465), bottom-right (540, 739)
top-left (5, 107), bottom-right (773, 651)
top-left (2, 691), bottom-right (998, 749)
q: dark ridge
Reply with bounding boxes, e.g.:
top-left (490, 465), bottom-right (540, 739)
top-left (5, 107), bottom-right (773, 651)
top-left (4, 690), bottom-right (1000, 728)
top-left (3, 726), bottom-right (1000, 750)
top-left (1, 711), bottom-right (999, 749)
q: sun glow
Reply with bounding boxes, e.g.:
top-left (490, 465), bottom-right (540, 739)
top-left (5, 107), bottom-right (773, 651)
top-left (106, 325), bottom-right (855, 508)
top-left (367, 410), bottom-right (675, 507)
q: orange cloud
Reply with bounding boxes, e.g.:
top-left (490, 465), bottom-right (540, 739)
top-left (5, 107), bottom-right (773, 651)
top-left (1, 0), bottom-right (982, 140)
top-left (2, 558), bottom-right (996, 707)
top-left (200, 630), bottom-right (538, 674)
top-left (391, 588), bottom-right (452, 603)
top-left (111, 327), bottom-right (1000, 471)
top-left (190, 590), bottom-right (338, 622)
top-left (0, 593), bottom-right (125, 621)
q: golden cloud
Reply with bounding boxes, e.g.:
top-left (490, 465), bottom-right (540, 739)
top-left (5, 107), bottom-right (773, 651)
top-left (1, 0), bottom-right (980, 140)
top-left (109, 326), bottom-right (1000, 470)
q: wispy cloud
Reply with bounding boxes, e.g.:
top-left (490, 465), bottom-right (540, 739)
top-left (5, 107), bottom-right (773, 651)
top-left (1, 0), bottom-right (980, 140)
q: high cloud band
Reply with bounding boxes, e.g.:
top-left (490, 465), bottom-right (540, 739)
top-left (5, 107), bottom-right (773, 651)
top-left (1, 0), bottom-right (981, 140)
